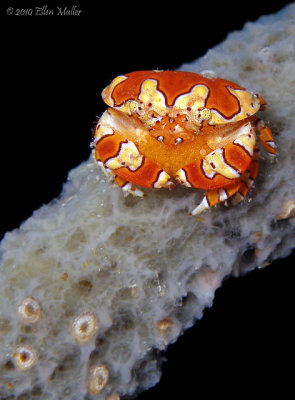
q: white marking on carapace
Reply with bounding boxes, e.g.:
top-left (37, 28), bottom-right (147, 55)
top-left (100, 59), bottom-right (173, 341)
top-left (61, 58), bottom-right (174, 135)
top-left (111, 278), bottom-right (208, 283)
top-left (209, 107), bottom-right (244, 125)
top-left (173, 84), bottom-right (209, 123)
top-left (105, 140), bottom-right (143, 171)
top-left (138, 79), bottom-right (167, 114)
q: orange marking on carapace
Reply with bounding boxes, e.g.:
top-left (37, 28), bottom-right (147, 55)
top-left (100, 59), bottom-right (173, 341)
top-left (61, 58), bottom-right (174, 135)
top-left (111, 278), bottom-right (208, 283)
top-left (111, 71), bottom-right (245, 119)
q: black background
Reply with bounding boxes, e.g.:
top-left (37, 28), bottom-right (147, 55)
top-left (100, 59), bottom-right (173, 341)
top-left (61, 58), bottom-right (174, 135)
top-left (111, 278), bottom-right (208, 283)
top-left (2, 1), bottom-right (295, 399)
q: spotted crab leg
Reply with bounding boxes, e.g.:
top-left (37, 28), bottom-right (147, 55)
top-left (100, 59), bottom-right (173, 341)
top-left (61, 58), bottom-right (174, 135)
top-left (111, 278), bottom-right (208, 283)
top-left (95, 123), bottom-right (174, 190)
top-left (175, 121), bottom-right (255, 189)
top-left (175, 123), bottom-right (258, 215)
top-left (191, 148), bottom-right (260, 215)
top-left (95, 152), bottom-right (144, 197)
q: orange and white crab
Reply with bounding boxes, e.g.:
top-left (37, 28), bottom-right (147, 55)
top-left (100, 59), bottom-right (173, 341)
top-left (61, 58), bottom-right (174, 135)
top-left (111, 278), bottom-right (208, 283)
top-left (94, 70), bottom-right (275, 215)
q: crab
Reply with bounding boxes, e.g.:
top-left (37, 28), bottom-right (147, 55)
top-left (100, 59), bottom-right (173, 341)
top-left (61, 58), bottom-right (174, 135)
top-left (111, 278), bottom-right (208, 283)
top-left (93, 70), bottom-right (276, 215)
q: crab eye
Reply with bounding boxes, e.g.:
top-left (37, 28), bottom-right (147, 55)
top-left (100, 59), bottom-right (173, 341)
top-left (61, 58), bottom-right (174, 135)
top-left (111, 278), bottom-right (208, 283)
top-left (128, 100), bottom-right (138, 113)
top-left (200, 108), bottom-right (211, 120)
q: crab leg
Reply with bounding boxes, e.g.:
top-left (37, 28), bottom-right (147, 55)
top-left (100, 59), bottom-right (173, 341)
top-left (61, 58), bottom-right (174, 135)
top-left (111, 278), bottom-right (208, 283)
top-left (175, 122), bottom-right (256, 190)
top-left (114, 175), bottom-right (144, 197)
top-left (191, 149), bottom-right (260, 215)
top-left (191, 182), bottom-right (242, 215)
top-left (251, 116), bottom-right (276, 155)
top-left (95, 128), bottom-right (174, 190)
top-left (258, 125), bottom-right (276, 155)
top-left (95, 153), bottom-right (144, 197)
top-left (231, 146), bottom-right (259, 204)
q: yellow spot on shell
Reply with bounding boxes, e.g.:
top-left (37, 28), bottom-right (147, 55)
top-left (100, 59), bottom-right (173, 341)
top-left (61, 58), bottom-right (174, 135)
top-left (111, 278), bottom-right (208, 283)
top-left (71, 311), bottom-right (99, 343)
top-left (89, 364), bottom-right (109, 394)
top-left (18, 297), bottom-right (42, 324)
top-left (13, 345), bottom-right (38, 371)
